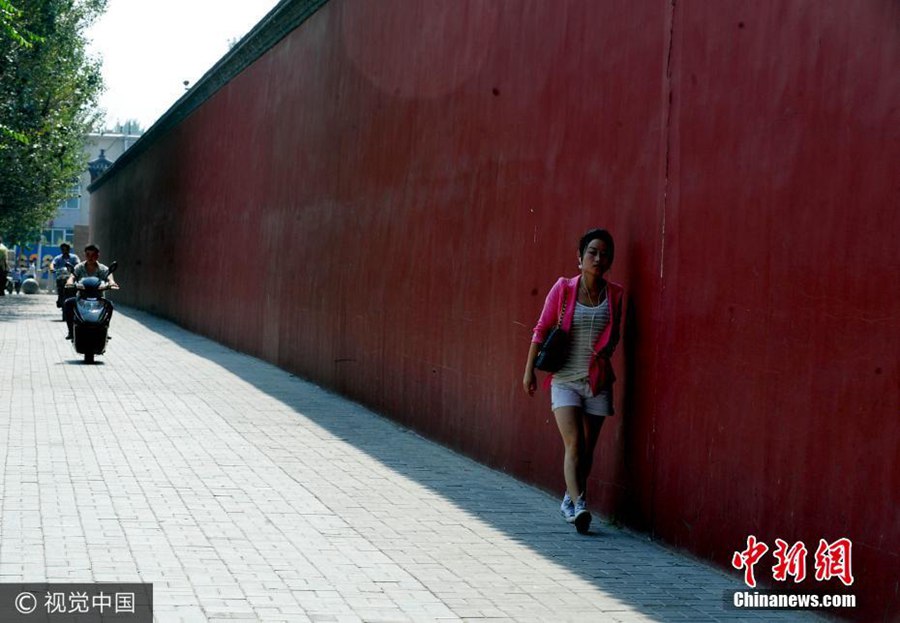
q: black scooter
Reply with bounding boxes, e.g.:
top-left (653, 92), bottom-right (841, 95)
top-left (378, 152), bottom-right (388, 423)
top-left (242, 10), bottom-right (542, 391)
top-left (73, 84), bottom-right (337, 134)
top-left (67, 261), bottom-right (118, 364)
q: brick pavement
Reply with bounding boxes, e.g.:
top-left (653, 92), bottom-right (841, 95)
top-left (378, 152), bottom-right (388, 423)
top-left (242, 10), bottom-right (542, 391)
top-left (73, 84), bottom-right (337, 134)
top-left (0, 295), bottom-right (823, 622)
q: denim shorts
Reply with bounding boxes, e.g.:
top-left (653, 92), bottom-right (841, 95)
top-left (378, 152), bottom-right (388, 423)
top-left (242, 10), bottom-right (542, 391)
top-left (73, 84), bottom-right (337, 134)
top-left (551, 378), bottom-right (613, 416)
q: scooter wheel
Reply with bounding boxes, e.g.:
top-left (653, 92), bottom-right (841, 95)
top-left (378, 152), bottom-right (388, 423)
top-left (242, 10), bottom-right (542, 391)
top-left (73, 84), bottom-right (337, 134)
top-left (84, 352), bottom-right (94, 364)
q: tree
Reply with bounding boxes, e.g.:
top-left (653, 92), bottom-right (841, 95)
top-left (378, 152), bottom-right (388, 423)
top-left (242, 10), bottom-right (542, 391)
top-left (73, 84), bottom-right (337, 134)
top-left (0, 0), bottom-right (106, 243)
top-left (0, 0), bottom-right (38, 47)
top-left (1, 0), bottom-right (39, 145)
top-left (110, 118), bottom-right (143, 135)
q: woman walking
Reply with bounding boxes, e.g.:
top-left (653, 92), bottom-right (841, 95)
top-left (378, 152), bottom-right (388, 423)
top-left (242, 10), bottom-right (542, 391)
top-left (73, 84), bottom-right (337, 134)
top-left (523, 229), bottom-right (623, 533)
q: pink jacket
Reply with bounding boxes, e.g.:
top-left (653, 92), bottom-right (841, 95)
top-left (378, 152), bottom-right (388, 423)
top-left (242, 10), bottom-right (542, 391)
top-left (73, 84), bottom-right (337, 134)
top-left (531, 275), bottom-right (624, 394)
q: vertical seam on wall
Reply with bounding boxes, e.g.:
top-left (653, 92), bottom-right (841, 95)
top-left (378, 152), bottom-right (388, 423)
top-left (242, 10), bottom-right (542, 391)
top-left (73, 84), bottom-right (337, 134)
top-left (650, 0), bottom-right (678, 538)
top-left (662, 0), bottom-right (676, 281)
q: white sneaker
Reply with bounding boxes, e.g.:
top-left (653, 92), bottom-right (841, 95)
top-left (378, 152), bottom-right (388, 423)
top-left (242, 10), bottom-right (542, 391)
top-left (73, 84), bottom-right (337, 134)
top-left (560, 492), bottom-right (575, 523)
top-left (573, 495), bottom-right (591, 533)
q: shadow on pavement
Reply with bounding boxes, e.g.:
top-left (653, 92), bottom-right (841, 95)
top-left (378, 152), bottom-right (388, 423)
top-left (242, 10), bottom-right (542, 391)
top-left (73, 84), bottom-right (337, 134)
top-left (121, 306), bottom-right (820, 623)
top-left (0, 293), bottom-right (52, 320)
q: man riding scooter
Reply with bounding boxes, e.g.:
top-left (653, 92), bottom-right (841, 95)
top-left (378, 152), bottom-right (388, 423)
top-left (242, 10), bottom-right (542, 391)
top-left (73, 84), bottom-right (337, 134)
top-left (63, 243), bottom-right (119, 341)
top-left (50, 242), bottom-right (80, 313)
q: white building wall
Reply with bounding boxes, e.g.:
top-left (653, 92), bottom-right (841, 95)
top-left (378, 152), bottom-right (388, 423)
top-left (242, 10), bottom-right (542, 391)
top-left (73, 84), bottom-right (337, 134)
top-left (44, 132), bottom-right (141, 243)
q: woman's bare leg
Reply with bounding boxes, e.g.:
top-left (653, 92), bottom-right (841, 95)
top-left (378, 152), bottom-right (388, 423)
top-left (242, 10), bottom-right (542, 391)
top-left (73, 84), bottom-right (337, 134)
top-left (554, 406), bottom-right (584, 501)
top-left (578, 415), bottom-right (605, 494)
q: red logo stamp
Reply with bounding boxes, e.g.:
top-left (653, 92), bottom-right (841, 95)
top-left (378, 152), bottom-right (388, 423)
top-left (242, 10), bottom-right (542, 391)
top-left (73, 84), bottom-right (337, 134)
top-left (733, 536), bottom-right (854, 588)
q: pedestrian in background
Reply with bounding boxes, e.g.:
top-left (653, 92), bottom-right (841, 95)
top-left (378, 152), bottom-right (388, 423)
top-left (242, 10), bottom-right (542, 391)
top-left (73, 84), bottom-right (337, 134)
top-left (522, 228), bottom-right (624, 533)
top-left (50, 242), bottom-right (80, 309)
top-left (0, 236), bottom-right (8, 296)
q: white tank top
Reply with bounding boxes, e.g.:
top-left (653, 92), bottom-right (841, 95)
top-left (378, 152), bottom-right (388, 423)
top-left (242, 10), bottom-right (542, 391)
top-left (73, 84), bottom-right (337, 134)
top-left (553, 298), bottom-right (610, 383)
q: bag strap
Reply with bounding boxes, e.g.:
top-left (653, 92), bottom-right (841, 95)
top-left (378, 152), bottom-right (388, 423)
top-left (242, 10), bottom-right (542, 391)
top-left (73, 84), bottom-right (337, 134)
top-left (557, 283), bottom-right (567, 327)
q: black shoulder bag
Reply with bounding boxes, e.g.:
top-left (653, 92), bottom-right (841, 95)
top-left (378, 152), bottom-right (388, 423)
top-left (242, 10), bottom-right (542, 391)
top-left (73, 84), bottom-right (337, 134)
top-left (533, 284), bottom-right (569, 372)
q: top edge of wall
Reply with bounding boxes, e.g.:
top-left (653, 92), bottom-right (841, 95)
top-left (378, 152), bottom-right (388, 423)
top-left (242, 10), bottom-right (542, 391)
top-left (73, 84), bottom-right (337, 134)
top-left (88, 0), bottom-right (329, 193)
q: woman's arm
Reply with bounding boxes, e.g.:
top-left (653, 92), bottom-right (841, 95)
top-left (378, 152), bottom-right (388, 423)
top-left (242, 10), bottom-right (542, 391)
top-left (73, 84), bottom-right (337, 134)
top-left (599, 287), bottom-right (623, 358)
top-left (522, 342), bottom-right (540, 396)
top-left (531, 279), bottom-right (564, 345)
top-left (609, 289), bottom-right (622, 353)
top-left (524, 279), bottom-right (564, 396)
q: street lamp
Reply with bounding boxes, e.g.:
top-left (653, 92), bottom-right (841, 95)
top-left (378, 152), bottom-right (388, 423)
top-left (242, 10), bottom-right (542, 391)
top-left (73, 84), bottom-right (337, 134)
top-left (87, 149), bottom-right (113, 182)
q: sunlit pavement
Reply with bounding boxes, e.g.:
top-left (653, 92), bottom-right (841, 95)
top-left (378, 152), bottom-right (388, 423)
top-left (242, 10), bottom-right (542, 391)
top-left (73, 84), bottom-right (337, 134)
top-left (0, 295), bottom-right (821, 622)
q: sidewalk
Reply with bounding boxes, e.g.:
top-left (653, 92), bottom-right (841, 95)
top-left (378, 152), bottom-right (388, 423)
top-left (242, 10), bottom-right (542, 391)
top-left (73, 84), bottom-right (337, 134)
top-left (0, 295), bottom-right (821, 622)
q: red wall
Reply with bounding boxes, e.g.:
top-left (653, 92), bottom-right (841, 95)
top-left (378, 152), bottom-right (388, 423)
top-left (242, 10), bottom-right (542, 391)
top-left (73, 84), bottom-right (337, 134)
top-left (90, 1), bottom-right (900, 620)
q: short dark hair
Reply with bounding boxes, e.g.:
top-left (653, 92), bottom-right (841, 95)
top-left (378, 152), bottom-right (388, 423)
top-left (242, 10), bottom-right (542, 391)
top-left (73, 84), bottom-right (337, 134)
top-left (59, 242), bottom-right (70, 249)
top-left (84, 244), bottom-right (99, 254)
top-left (578, 228), bottom-right (615, 264)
